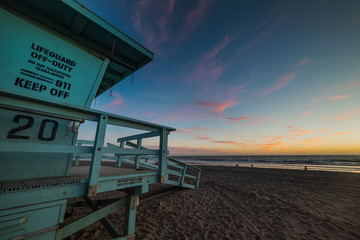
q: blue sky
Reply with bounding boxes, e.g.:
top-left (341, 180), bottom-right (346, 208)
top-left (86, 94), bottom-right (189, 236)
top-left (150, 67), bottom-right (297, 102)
top-left (78, 0), bottom-right (360, 155)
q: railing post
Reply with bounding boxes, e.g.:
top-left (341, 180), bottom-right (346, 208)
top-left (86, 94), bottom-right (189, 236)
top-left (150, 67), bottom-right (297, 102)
top-left (134, 139), bottom-right (142, 169)
top-left (158, 128), bottom-right (168, 183)
top-left (74, 142), bottom-right (82, 166)
top-left (115, 141), bottom-right (124, 167)
top-left (196, 169), bottom-right (201, 188)
top-left (87, 114), bottom-right (107, 196)
top-left (180, 164), bottom-right (187, 186)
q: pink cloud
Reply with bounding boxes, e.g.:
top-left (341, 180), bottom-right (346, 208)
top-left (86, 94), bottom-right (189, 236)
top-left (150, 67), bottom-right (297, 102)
top-left (195, 135), bottom-right (249, 146)
top-left (334, 131), bottom-right (352, 136)
top-left (102, 92), bottom-right (124, 108)
top-left (320, 129), bottom-right (332, 132)
top-left (293, 130), bottom-right (312, 137)
top-left (204, 35), bottom-right (233, 61)
top-left (256, 141), bottom-right (283, 149)
top-left (131, 0), bottom-right (178, 54)
top-left (181, 0), bottom-right (215, 40)
top-left (227, 115), bottom-right (249, 123)
top-left (195, 136), bottom-right (213, 141)
top-left (302, 137), bottom-right (323, 144)
top-left (245, 114), bottom-right (273, 126)
top-left (144, 111), bottom-right (157, 118)
top-left (301, 111), bottom-right (313, 115)
top-left (176, 127), bottom-right (212, 134)
top-left (293, 58), bottom-right (311, 67)
top-left (235, 5), bottom-right (290, 57)
top-left (252, 4), bottom-right (285, 33)
top-left (331, 108), bottom-right (360, 122)
top-left (188, 35), bottom-right (233, 86)
top-left (226, 85), bottom-right (248, 96)
top-left (198, 97), bottom-right (237, 115)
top-left (262, 73), bottom-right (296, 95)
top-left (168, 144), bottom-right (250, 155)
top-left (167, 145), bottom-right (215, 155)
top-left (310, 80), bottom-right (359, 105)
top-left (266, 136), bottom-right (289, 142)
top-left (329, 94), bottom-right (352, 101)
top-left (287, 126), bottom-right (312, 137)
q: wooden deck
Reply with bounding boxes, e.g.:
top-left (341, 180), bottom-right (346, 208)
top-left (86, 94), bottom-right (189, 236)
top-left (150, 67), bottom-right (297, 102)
top-left (70, 165), bottom-right (156, 179)
top-left (0, 166), bottom-right (156, 193)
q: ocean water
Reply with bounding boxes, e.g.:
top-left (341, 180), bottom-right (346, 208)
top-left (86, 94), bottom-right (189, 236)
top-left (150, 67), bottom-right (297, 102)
top-left (171, 155), bottom-right (360, 173)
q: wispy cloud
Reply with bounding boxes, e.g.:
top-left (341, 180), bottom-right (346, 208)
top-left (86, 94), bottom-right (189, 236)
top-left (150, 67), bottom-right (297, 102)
top-left (334, 131), bottom-right (352, 136)
top-left (266, 136), bottom-right (289, 142)
top-left (133, 0), bottom-right (213, 55)
top-left (320, 129), bottom-right (332, 132)
top-left (226, 85), bottom-right (248, 96)
top-left (256, 141), bottom-right (283, 149)
top-left (329, 94), bottom-right (352, 101)
top-left (252, 4), bottom-right (285, 33)
top-left (262, 73), bottom-right (296, 95)
top-left (331, 108), bottom-right (360, 122)
top-left (168, 144), bottom-right (250, 155)
top-left (132, 0), bottom-right (177, 53)
top-left (293, 58), bottom-right (311, 67)
top-left (287, 125), bottom-right (312, 137)
top-left (227, 115), bottom-right (249, 123)
top-left (309, 80), bottom-right (360, 105)
top-left (198, 97), bottom-right (237, 115)
top-left (302, 137), bottom-right (323, 144)
top-left (301, 111), bottom-right (313, 115)
top-left (180, 0), bottom-right (215, 41)
top-left (102, 92), bottom-right (124, 108)
top-left (176, 127), bottom-right (212, 134)
top-left (245, 114), bottom-right (273, 126)
top-left (187, 35), bottom-right (233, 86)
top-left (236, 4), bottom-right (290, 57)
top-left (195, 135), bottom-right (249, 146)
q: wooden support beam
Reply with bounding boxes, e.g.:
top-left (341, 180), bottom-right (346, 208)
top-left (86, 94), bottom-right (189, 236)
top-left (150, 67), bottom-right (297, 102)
top-left (59, 198), bottom-right (126, 239)
top-left (134, 139), bottom-right (142, 169)
top-left (87, 115), bottom-right (108, 196)
top-left (123, 190), bottom-right (139, 237)
top-left (74, 142), bottom-right (82, 166)
top-left (82, 196), bottom-right (121, 238)
top-left (158, 128), bottom-right (169, 183)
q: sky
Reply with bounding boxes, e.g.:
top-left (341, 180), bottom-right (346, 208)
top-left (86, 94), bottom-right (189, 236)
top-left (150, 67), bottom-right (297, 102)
top-left (78, 0), bottom-right (360, 155)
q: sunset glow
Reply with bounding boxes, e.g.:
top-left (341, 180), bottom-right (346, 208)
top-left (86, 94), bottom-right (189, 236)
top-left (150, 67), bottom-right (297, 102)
top-left (79, 0), bottom-right (360, 155)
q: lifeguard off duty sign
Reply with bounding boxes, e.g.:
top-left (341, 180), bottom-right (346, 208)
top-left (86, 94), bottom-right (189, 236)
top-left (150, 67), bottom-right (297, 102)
top-left (0, 7), bottom-right (107, 107)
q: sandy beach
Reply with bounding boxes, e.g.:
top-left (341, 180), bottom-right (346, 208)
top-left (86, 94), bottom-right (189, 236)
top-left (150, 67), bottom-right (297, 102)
top-left (69, 166), bottom-right (360, 240)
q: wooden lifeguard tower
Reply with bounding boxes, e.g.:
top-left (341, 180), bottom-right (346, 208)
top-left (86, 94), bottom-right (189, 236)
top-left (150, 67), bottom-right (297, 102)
top-left (0, 0), bottom-right (201, 239)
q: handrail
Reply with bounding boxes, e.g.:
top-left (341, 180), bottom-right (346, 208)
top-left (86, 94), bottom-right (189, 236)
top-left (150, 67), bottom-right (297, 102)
top-left (123, 143), bottom-right (201, 188)
top-left (0, 92), bottom-right (176, 132)
top-left (168, 157), bottom-right (201, 171)
top-left (117, 132), bottom-right (160, 142)
top-left (0, 94), bottom-right (172, 195)
top-left (76, 139), bottom-right (201, 189)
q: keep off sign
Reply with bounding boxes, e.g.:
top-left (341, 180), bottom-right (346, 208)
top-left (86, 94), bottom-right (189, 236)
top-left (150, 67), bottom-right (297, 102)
top-left (0, 7), bottom-right (106, 107)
